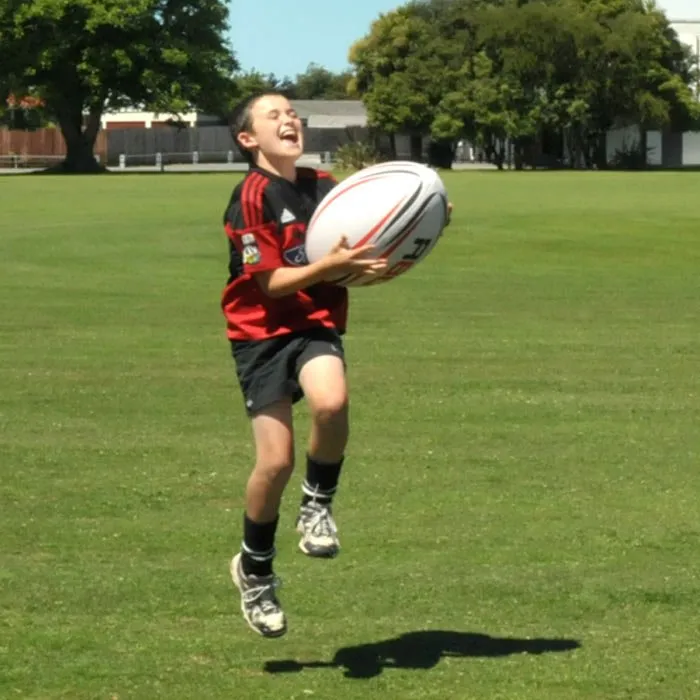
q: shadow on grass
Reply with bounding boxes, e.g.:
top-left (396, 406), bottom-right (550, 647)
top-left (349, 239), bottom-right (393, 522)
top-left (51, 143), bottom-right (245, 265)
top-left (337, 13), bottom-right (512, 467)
top-left (264, 629), bottom-right (581, 679)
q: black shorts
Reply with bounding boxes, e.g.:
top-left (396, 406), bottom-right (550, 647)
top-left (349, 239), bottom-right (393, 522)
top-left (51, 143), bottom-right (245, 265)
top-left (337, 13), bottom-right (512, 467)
top-left (230, 326), bottom-right (346, 416)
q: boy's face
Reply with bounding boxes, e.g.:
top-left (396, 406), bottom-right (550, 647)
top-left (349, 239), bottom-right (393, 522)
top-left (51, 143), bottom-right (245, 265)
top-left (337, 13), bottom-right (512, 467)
top-left (237, 95), bottom-right (304, 163)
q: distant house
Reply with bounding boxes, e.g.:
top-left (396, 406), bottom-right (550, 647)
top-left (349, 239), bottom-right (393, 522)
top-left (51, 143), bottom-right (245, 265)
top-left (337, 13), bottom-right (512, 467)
top-left (291, 100), bottom-right (368, 128)
top-left (100, 100), bottom-right (369, 131)
top-left (100, 109), bottom-right (222, 130)
top-left (290, 100), bottom-right (427, 159)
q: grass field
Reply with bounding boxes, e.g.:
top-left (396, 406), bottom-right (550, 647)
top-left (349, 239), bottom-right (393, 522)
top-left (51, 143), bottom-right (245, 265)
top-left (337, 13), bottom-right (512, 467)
top-left (1, 169), bottom-right (699, 700)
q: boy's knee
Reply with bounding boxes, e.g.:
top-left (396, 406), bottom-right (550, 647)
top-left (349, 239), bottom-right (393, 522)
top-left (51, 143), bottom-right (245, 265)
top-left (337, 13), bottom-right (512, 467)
top-left (311, 392), bottom-right (349, 425)
top-left (254, 453), bottom-right (295, 480)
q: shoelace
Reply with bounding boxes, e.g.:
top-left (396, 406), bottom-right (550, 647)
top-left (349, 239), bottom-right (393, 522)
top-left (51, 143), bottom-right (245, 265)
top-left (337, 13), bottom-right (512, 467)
top-left (242, 577), bottom-right (282, 611)
top-left (303, 504), bottom-right (337, 538)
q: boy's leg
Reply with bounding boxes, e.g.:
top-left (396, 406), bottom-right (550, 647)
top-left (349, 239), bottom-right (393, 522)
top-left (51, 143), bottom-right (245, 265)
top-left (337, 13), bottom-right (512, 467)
top-left (231, 398), bottom-right (294, 638)
top-left (295, 345), bottom-right (349, 558)
top-left (246, 398), bottom-right (296, 525)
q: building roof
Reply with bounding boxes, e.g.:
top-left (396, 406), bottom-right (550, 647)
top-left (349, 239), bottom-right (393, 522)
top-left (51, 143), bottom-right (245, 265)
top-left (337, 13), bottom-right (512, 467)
top-left (290, 100), bottom-right (368, 126)
top-left (307, 114), bottom-right (368, 128)
top-left (291, 100), bottom-right (367, 118)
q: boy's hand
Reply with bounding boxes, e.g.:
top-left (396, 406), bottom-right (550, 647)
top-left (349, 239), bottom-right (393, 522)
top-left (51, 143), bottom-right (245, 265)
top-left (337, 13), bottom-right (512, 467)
top-left (322, 236), bottom-right (388, 279)
top-left (446, 202), bottom-right (454, 227)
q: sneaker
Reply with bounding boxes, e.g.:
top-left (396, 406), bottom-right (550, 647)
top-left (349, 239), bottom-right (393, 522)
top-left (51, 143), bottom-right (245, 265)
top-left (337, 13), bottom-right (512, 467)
top-left (230, 553), bottom-right (287, 638)
top-left (296, 501), bottom-right (340, 558)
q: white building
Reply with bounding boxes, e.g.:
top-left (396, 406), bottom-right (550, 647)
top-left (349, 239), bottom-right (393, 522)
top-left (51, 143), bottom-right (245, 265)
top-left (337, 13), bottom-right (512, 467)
top-left (100, 109), bottom-right (222, 130)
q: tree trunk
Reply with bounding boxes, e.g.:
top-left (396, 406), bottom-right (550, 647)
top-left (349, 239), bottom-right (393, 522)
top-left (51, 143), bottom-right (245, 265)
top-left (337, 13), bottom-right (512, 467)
top-left (482, 133), bottom-right (504, 169)
top-left (55, 104), bottom-right (105, 173)
top-left (582, 133), bottom-right (594, 170)
top-left (389, 133), bottom-right (397, 160)
top-left (569, 134), bottom-right (580, 169)
top-left (410, 134), bottom-right (423, 162)
top-left (593, 132), bottom-right (608, 170)
top-left (496, 142), bottom-right (506, 170)
top-left (427, 140), bottom-right (454, 169)
top-left (638, 127), bottom-right (649, 169)
top-left (513, 139), bottom-right (527, 170)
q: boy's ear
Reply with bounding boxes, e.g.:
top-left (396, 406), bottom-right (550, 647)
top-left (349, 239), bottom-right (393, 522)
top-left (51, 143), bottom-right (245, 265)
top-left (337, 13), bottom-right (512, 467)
top-left (237, 131), bottom-right (258, 151)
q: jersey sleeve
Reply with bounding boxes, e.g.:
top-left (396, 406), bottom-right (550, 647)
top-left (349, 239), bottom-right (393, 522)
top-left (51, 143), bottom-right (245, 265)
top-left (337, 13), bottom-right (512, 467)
top-left (224, 182), bottom-right (283, 274)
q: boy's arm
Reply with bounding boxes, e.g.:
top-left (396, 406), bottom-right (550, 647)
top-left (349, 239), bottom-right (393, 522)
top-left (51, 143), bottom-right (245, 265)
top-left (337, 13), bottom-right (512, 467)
top-left (253, 263), bottom-right (335, 298)
top-left (256, 238), bottom-right (387, 298)
top-left (225, 178), bottom-right (387, 298)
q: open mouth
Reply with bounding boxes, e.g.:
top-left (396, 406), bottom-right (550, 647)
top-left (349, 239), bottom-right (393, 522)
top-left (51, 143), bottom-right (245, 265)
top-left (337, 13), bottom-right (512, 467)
top-left (280, 131), bottom-right (299, 145)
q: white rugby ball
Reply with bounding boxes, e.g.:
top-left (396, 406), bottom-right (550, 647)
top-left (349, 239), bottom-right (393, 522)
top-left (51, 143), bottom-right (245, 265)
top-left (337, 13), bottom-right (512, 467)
top-left (305, 161), bottom-right (449, 287)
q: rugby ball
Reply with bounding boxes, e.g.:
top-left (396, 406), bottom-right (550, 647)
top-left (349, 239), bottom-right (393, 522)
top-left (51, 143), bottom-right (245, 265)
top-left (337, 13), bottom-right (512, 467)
top-left (305, 161), bottom-right (449, 286)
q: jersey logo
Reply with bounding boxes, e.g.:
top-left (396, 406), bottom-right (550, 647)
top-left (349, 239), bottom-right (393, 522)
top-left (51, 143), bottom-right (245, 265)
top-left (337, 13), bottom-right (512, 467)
top-left (241, 233), bottom-right (261, 265)
top-left (243, 244), bottom-right (261, 265)
top-left (283, 244), bottom-right (308, 267)
top-left (280, 208), bottom-right (296, 224)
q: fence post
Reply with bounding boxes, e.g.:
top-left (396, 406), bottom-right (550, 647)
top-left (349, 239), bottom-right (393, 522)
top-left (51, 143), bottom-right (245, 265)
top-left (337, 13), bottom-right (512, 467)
top-left (193, 151), bottom-right (199, 165)
top-left (227, 150), bottom-right (233, 164)
top-left (156, 152), bottom-right (162, 170)
top-left (119, 154), bottom-right (126, 170)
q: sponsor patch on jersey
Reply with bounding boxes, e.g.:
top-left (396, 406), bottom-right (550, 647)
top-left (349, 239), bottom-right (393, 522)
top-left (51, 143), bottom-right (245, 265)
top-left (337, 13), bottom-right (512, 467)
top-left (283, 244), bottom-right (308, 267)
top-left (242, 233), bottom-right (256, 245)
top-left (243, 243), bottom-right (261, 265)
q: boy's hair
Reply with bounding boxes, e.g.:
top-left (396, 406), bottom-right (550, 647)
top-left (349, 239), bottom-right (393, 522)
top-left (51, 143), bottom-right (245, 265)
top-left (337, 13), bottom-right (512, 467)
top-left (229, 91), bottom-right (284, 166)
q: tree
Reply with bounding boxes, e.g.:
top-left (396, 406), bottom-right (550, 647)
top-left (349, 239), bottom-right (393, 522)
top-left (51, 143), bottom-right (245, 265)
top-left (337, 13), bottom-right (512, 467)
top-left (294, 63), bottom-right (353, 100)
top-left (228, 65), bottom-right (354, 110)
top-left (349, 7), bottom-right (452, 162)
top-left (0, 0), bottom-right (236, 172)
top-left (351, 0), bottom-right (699, 169)
top-left (1, 94), bottom-right (51, 130)
top-left (474, 0), bottom-right (598, 168)
top-left (475, 0), bottom-right (700, 167)
top-left (232, 70), bottom-right (293, 104)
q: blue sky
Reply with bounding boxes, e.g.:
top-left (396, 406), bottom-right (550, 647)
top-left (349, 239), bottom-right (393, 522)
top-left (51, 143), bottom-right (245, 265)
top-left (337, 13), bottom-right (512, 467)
top-left (229, 0), bottom-right (400, 77)
top-left (228, 0), bottom-right (698, 78)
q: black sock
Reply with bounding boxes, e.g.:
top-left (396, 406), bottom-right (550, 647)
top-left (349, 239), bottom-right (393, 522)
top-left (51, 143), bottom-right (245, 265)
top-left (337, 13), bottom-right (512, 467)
top-left (301, 454), bottom-right (344, 506)
top-left (241, 514), bottom-right (278, 577)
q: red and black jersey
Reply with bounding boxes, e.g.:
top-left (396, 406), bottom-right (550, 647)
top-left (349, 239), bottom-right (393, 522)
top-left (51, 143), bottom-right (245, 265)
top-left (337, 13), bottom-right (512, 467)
top-left (221, 166), bottom-right (348, 341)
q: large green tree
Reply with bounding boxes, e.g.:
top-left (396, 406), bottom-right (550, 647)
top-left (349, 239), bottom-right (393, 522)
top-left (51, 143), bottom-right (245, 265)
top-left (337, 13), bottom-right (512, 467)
top-left (0, 0), bottom-right (236, 172)
top-left (350, 0), bottom-right (699, 169)
top-left (349, 7), bottom-right (453, 161)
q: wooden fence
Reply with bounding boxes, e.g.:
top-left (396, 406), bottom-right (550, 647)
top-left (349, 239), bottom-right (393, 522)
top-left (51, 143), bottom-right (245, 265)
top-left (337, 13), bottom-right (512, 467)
top-left (0, 128), bottom-right (108, 160)
top-left (0, 126), bottom-right (364, 164)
